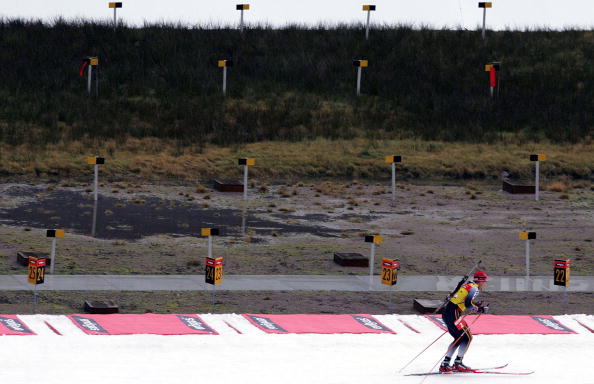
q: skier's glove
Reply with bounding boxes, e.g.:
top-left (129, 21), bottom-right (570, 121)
top-left (477, 303), bottom-right (489, 314)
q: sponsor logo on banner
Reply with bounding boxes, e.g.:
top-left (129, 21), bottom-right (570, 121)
top-left (532, 316), bottom-right (573, 333)
top-left (429, 315), bottom-right (447, 328)
top-left (0, 317), bottom-right (33, 333)
top-left (177, 315), bottom-right (215, 333)
top-left (71, 316), bottom-right (108, 333)
top-left (352, 315), bottom-right (392, 332)
top-left (246, 315), bottom-right (287, 333)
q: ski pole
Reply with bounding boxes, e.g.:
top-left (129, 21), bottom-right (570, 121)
top-left (400, 313), bottom-right (471, 374)
top-left (420, 314), bottom-right (483, 383)
top-left (398, 329), bottom-right (448, 373)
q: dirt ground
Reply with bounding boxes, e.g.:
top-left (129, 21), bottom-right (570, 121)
top-left (0, 290), bottom-right (591, 315)
top-left (0, 291), bottom-right (592, 315)
top-left (1, 179), bottom-right (592, 277)
top-left (1, 178), bottom-right (592, 315)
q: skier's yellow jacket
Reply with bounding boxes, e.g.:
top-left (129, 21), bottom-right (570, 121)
top-left (449, 282), bottom-right (479, 311)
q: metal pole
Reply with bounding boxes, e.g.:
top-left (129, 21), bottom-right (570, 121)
top-left (94, 164), bottom-right (99, 201)
top-left (240, 9), bottom-right (244, 32)
top-left (87, 64), bottom-right (92, 95)
top-left (211, 284), bottom-right (216, 313)
top-left (50, 238), bottom-right (56, 274)
top-left (356, 67), bottom-right (362, 95)
top-left (241, 208), bottom-right (247, 235)
top-left (33, 284), bottom-right (38, 314)
top-left (223, 66), bottom-right (227, 95)
top-left (114, 8), bottom-right (117, 30)
top-left (482, 8), bottom-right (486, 39)
top-left (365, 10), bottom-right (371, 40)
top-left (369, 243), bottom-right (375, 289)
top-left (209, 234), bottom-right (214, 312)
top-left (525, 239), bottom-right (530, 278)
top-left (563, 286), bottom-right (568, 314)
top-left (243, 165), bottom-right (248, 200)
top-left (208, 235), bottom-right (212, 258)
top-left (490, 86), bottom-right (494, 98)
top-left (96, 64), bottom-right (99, 98)
top-left (92, 199), bottom-right (98, 237)
top-left (535, 160), bottom-right (540, 201)
top-left (391, 162), bottom-right (396, 201)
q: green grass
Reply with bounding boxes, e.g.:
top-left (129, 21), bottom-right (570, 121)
top-left (0, 20), bottom-right (592, 147)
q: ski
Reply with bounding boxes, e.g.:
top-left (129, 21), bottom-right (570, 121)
top-left (404, 363), bottom-right (510, 376)
top-left (471, 370), bottom-right (534, 375)
top-left (405, 369), bottom-right (533, 377)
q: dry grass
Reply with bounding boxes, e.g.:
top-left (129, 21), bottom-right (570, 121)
top-left (1, 138), bottom-right (593, 181)
top-left (548, 182), bottom-right (570, 192)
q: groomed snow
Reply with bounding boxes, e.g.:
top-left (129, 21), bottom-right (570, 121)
top-left (1, 314), bottom-right (593, 384)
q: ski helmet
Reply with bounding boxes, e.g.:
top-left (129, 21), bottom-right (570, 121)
top-left (473, 270), bottom-right (489, 282)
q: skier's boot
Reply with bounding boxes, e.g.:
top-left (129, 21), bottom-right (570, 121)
top-left (452, 358), bottom-right (473, 372)
top-left (439, 357), bottom-right (452, 373)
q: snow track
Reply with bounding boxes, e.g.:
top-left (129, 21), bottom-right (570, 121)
top-left (0, 314), bottom-right (592, 384)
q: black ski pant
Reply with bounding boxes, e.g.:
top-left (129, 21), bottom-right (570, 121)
top-left (442, 302), bottom-right (473, 360)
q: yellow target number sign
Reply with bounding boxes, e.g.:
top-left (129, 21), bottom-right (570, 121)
top-left (205, 257), bottom-right (223, 285)
top-left (381, 258), bottom-right (399, 286)
top-left (28, 257), bottom-right (46, 285)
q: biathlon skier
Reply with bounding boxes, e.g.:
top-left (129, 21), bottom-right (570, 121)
top-left (439, 270), bottom-right (489, 373)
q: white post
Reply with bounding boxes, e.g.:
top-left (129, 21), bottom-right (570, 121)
top-left (94, 164), bottom-right (99, 201)
top-left (211, 284), bottom-right (216, 313)
top-left (50, 238), bottom-right (57, 274)
top-left (535, 160), bottom-right (540, 201)
top-left (208, 235), bottom-right (213, 259)
top-left (369, 243), bottom-right (375, 289)
top-left (525, 239), bottom-right (530, 278)
top-left (391, 162), bottom-right (396, 201)
top-left (87, 64), bottom-right (93, 95)
top-left (241, 208), bottom-right (247, 235)
top-left (92, 199), bottom-right (98, 237)
top-left (482, 8), bottom-right (486, 40)
top-left (356, 67), bottom-right (362, 95)
top-left (365, 10), bottom-right (371, 40)
top-left (223, 66), bottom-right (227, 95)
top-left (33, 284), bottom-right (38, 313)
top-left (563, 286), bottom-right (568, 314)
top-left (95, 63), bottom-right (99, 98)
top-left (243, 165), bottom-right (248, 200)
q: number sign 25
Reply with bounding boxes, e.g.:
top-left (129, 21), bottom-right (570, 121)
top-left (28, 257), bottom-right (46, 285)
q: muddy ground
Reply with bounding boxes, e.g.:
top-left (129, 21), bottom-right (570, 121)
top-left (1, 291), bottom-right (592, 315)
top-left (1, 179), bottom-right (592, 276)
top-left (1, 178), bottom-right (592, 315)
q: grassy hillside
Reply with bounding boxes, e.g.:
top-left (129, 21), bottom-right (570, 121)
top-left (2, 138), bottom-right (592, 180)
top-left (0, 19), bottom-right (592, 146)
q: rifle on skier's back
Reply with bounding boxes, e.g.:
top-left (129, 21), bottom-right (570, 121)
top-left (433, 260), bottom-right (482, 314)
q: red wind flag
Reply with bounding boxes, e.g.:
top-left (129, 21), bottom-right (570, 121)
top-left (489, 67), bottom-right (497, 87)
top-left (79, 59), bottom-right (90, 77)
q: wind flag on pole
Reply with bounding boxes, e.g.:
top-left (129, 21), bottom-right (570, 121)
top-left (79, 58), bottom-right (90, 77)
top-left (489, 66), bottom-right (496, 87)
